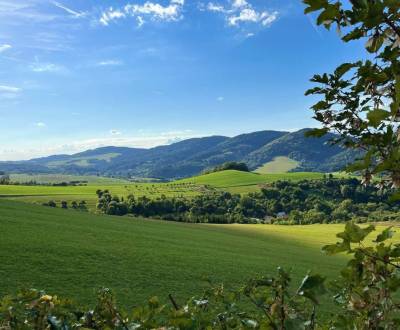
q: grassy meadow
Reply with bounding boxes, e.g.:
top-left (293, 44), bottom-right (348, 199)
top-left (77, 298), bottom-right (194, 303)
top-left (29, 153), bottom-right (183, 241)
top-left (9, 174), bottom-right (132, 185)
top-left (255, 156), bottom-right (300, 174)
top-left (0, 199), bottom-right (361, 313)
top-left (0, 170), bottom-right (329, 208)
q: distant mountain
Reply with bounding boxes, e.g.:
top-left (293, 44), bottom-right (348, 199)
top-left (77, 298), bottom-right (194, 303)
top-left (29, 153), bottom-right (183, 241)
top-left (245, 129), bottom-right (354, 172)
top-left (0, 129), bottom-right (359, 179)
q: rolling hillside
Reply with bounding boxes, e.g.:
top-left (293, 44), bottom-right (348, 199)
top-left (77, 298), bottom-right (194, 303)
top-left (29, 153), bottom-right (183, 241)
top-left (0, 129), bottom-right (358, 179)
top-left (0, 199), bottom-right (347, 310)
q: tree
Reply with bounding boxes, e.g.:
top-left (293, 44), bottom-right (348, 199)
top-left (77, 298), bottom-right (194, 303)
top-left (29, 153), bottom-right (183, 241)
top-left (61, 201), bottom-right (68, 209)
top-left (304, 0), bottom-right (400, 190)
top-left (0, 173), bottom-right (10, 185)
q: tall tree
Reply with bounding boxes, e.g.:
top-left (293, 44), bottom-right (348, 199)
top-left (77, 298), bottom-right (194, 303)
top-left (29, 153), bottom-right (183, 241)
top-left (304, 0), bottom-right (400, 191)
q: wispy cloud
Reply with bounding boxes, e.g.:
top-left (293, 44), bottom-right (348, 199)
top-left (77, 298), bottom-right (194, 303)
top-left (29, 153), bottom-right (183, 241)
top-left (96, 60), bottom-right (123, 67)
top-left (0, 84), bottom-right (21, 99)
top-left (99, 0), bottom-right (185, 27)
top-left (52, 1), bottom-right (87, 18)
top-left (0, 44), bottom-right (11, 53)
top-left (0, 130), bottom-right (199, 161)
top-left (30, 62), bottom-right (66, 73)
top-left (0, 85), bottom-right (21, 93)
top-left (35, 122), bottom-right (46, 128)
top-left (110, 129), bottom-right (122, 135)
top-left (0, 0), bottom-right (58, 23)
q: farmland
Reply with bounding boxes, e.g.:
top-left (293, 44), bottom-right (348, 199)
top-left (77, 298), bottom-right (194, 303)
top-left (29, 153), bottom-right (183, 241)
top-left (0, 199), bottom-right (363, 312)
top-left (0, 170), bottom-right (330, 209)
top-left (255, 156), bottom-right (300, 174)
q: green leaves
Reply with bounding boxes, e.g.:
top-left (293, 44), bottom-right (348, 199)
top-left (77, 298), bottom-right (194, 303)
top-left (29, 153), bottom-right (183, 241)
top-left (322, 240), bottom-right (351, 255)
top-left (334, 62), bottom-right (357, 78)
top-left (303, 0), bottom-right (329, 14)
top-left (366, 34), bottom-right (385, 53)
top-left (297, 274), bottom-right (326, 304)
top-left (304, 127), bottom-right (329, 138)
top-left (323, 222), bottom-right (375, 256)
top-left (304, 0), bottom-right (400, 190)
top-left (367, 108), bottom-right (391, 127)
top-left (342, 27), bottom-right (365, 42)
top-left (375, 226), bottom-right (394, 242)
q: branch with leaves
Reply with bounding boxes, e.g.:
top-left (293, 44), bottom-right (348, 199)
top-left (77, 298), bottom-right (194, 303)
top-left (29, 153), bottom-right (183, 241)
top-left (304, 0), bottom-right (400, 192)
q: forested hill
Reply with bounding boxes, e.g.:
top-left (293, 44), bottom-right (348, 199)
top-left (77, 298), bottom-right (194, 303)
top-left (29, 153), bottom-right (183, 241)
top-left (0, 129), bottom-right (358, 179)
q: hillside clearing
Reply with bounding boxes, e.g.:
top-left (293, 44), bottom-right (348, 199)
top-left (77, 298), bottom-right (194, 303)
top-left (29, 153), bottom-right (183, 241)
top-left (255, 156), bottom-right (299, 174)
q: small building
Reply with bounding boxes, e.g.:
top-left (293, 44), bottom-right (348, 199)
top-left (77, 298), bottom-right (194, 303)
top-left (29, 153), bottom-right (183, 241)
top-left (276, 212), bottom-right (288, 219)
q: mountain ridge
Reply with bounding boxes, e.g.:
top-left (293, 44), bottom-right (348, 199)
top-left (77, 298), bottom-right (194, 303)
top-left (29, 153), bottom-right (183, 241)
top-left (0, 129), bottom-right (358, 179)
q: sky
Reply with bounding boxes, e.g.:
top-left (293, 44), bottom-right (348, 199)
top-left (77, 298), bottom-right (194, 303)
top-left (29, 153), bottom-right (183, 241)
top-left (0, 0), bottom-right (365, 161)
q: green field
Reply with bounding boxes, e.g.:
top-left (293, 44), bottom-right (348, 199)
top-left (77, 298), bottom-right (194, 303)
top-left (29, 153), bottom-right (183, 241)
top-left (255, 156), bottom-right (300, 174)
top-left (178, 170), bottom-right (326, 192)
top-left (10, 174), bottom-right (131, 185)
top-left (0, 170), bottom-right (330, 208)
top-left (0, 199), bottom-right (345, 309)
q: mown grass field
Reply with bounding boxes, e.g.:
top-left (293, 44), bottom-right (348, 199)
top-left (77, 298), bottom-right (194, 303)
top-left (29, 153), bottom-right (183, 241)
top-left (10, 174), bottom-right (132, 185)
top-left (177, 170), bottom-right (326, 192)
top-left (0, 171), bottom-right (330, 208)
top-left (0, 200), bottom-right (344, 309)
top-left (255, 156), bottom-right (300, 174)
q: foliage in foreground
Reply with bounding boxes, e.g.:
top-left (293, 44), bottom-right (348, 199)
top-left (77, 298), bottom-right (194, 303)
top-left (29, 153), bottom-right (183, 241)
top-left (304, 0), bottom-right (400, 191)
top-left (1, 223), bottom-right (400, 329)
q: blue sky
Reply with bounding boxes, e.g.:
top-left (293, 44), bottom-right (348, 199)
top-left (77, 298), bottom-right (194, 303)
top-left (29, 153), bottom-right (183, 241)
top-left (0, 0), bottom-right (364, 160)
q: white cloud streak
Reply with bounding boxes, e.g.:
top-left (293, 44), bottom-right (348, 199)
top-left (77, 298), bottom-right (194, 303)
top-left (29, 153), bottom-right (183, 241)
top-left (96, 60), bottom-right (123, 66)
top-left (0, 85), bottom-right (21, 93)
top-left (0, 44), bottom-right (11, 53)
top-left (52, 1), bottom-right (87, 18)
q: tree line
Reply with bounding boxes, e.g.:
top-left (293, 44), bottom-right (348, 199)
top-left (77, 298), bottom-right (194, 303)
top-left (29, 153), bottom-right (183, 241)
top-left (95, 177), bottom-right (400, 224)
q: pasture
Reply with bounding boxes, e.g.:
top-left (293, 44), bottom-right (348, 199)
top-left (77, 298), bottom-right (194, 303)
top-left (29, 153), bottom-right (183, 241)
top-left (255, 156), bottom-right (300, 174)
top-left (9, 174), bottom-right (132, 185)
top-left (0, 170), bottom-right (330, 208)
top-left (0, 199), bottom-right (355, 313)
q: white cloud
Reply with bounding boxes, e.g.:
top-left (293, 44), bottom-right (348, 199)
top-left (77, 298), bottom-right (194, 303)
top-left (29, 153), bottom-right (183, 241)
top-left (100, 0), bottom-right (185, 27)
top-left (110, 129), bottom-right (122, 135)
top-left (100, 8), bottom-right (125, 26)
top-left (96, 60), bottom-right (123, 66)
top-left (205, 0), bottom-right (278, 29)
top-left (0, 44), bottom-right (11, 53)
top-left (207, 2), bottom-right (225, 12)
top-left (0, 84), bottom-right (21, 100)
top-left (35, 122), bottom-right (46, 128)
top-left (30, 63), bottom-right (66, 73)
top-left (232, 0), bottom-right (248, 8)
top-left (52, 1), bottom-right (87, 18)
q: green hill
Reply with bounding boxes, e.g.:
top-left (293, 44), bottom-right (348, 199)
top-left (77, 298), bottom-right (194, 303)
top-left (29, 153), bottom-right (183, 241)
top-left (0, 199), bottom-right (348, 309)
top-left (178, 170), bottom-right (325, 188)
